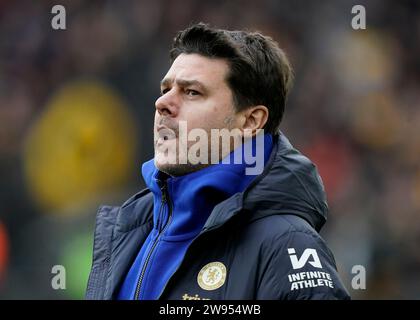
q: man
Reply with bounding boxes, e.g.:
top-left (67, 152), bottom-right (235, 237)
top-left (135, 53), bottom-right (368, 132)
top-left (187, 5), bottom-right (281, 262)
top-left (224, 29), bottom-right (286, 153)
top-left (86, 23), bottom-right (350, 300)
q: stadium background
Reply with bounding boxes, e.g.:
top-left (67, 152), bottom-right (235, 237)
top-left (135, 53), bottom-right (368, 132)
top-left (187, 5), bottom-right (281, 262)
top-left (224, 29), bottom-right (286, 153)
top-left (0, 0), bottom-right (419, 299)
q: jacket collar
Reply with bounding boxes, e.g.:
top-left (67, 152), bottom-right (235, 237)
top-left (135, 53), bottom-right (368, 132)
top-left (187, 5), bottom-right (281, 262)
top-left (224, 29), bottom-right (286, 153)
top-left (200, 131), bottom-right (328, 233)
top-left (114, 132), bottom-right (328, 235)
top-left (140, 133), bottom-right (273, 239)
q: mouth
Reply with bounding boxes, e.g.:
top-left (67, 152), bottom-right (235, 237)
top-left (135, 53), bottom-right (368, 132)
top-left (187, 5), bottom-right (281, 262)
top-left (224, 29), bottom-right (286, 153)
top-left (156, 125), bottom-right (177, 145)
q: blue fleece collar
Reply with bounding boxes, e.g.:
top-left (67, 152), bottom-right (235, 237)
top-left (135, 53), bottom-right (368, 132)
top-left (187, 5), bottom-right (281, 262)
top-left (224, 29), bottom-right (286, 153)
top-left (141, 133), bottom-right (273, 240)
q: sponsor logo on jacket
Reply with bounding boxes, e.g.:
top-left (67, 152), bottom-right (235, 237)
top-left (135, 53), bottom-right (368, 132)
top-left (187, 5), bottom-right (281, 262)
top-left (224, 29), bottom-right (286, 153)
top-left (287, 248), bottom-right (334, 291)
top-left (288, 248), bottom-right (322, 269)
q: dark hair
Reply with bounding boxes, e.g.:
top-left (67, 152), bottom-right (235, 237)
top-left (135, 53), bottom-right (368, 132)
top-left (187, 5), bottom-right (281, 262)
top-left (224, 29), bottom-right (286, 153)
top-left (170, 23), bottom-right (293, 134)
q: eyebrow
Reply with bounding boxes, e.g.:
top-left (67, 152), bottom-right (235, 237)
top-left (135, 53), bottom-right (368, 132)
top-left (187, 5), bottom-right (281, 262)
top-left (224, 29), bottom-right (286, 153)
top-left (160, 78), bottom-right (206, 91)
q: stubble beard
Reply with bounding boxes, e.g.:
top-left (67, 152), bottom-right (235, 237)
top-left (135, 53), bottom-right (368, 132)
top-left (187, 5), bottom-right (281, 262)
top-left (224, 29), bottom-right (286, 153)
top-left (154, 115), bottom-right (240, 177)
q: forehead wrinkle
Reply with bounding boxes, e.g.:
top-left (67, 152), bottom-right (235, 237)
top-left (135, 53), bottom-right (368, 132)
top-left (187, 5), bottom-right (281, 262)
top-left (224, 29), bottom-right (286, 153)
top-left (160, 77), bottom-right (206, 90)
top-left (176, 79), bottom-right (205, 90)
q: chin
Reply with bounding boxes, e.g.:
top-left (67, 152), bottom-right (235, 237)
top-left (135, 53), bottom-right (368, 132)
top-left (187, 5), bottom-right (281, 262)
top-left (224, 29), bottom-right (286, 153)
top-left (155, 159), bottom-right (209, 177)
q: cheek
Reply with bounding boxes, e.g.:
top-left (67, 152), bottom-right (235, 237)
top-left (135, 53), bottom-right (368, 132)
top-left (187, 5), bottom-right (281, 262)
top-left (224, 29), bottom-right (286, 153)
top-left (212, 104), bottom-right (236, 128)
top-left (185, 111), bottom-right (222, 131)
top-left (181, 95), bottom-right (235, 130)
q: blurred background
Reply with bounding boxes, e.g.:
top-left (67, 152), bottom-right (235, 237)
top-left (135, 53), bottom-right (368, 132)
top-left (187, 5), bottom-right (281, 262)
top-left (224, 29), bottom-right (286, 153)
top-left (0, 0), bottom-right (419, 299)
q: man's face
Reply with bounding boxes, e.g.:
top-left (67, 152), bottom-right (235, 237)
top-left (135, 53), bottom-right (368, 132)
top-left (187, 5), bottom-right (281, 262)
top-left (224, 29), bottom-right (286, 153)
top-left (154, 53), bottom-right (241, 176)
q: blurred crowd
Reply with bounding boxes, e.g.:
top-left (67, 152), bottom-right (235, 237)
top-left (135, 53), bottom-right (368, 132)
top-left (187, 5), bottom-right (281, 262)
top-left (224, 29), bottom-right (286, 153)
top-left (0, 0), bottom-right (419, 299)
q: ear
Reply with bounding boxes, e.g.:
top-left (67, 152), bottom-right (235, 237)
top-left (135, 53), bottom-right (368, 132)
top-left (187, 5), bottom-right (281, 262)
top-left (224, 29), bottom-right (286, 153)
top-left (239, 105), bottom-right (269, 137)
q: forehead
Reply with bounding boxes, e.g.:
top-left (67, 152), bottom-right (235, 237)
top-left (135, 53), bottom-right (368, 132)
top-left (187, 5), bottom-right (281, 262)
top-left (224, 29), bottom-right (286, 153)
top-left (163, 53), bottom-right (229, 87)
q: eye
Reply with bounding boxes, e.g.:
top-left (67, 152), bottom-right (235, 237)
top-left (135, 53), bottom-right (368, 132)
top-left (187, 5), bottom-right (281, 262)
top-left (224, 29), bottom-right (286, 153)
top-left (160, 87), bottom-right (170, 95)
top-left (185, 89), bottom-right (200, 96)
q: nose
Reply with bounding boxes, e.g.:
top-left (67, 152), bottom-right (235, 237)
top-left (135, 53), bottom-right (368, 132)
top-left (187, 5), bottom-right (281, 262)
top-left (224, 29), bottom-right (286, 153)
top-left (155, 89), bottom-right (179, 117)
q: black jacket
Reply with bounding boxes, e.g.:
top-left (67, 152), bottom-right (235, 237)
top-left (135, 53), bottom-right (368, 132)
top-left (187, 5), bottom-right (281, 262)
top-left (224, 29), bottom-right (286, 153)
top-left (86, 133), bottom-right (350, 300)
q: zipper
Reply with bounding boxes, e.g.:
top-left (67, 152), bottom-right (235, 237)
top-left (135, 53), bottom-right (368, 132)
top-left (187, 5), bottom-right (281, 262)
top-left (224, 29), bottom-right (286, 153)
top-left (156, 209), bottom-right (241, 299)
top-left (158, 184), bottom-right (167, 231)
top-left (134, 181), bottom-right (172, 300)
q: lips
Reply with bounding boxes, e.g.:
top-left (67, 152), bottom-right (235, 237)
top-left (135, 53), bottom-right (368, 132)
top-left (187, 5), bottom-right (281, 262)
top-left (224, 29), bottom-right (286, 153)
top-left (156, 125), bottom-right (177, 145)
top-left (158, 125), bottom-right (177, 138)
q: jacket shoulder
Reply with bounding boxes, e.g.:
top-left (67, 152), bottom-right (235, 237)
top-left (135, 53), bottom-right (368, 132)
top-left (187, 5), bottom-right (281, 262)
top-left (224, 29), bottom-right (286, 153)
top-left (248, 215), bottom-right (350, 300)
top-left (246, 214), bottom-right (320, 242)
top-left (86, 189), bottom-right (153, 299)
top-left (116, 188), bottom-right (154, 233)
top-left (246, 133), bottom-right (329, 232)
top-left (91, 188), bottom-right (153, 236)
top-left (86, 205), bottom-right (120, 299)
